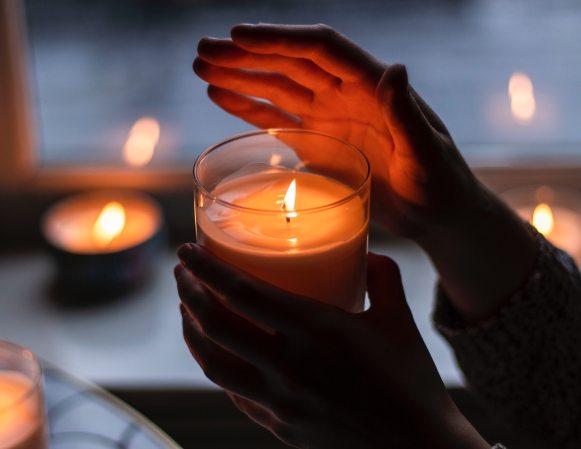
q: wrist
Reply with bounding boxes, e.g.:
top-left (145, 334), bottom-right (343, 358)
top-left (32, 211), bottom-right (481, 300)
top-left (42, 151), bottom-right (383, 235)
top-left (415, 185), bottom-right (537, 323)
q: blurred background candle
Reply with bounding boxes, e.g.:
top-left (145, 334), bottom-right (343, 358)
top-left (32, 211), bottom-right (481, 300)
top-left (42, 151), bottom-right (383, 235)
top-left (194, 129), bottom-right (370, 312)
top-left (0, 341), bottom-right (47, 449)
top-left (503, 185), bottom-right (581, 265)
top-left (42, 191), bottom-right (164, 295)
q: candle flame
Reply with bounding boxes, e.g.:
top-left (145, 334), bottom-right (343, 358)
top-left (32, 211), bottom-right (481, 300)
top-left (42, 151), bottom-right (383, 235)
top-left (123, 117), bottom-right (160, 167)
top-left (282, 179), bottom-right (298, 221)
top-left (92, 202), bottom-right (126, 246)
top-left (532, 203), bottom-right (554, 236)
top-left (509, 72), bottom-right (536, 124)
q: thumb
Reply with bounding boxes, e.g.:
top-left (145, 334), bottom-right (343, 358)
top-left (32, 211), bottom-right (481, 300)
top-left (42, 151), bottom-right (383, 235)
top-left (366, 252), bottom-right (408, 314)
top-left (377, 64), bottom-right (438, 161)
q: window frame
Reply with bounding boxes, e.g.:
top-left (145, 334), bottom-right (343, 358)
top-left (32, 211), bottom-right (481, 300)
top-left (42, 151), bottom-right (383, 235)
top-left (2, 0), bottom-right (581, 244)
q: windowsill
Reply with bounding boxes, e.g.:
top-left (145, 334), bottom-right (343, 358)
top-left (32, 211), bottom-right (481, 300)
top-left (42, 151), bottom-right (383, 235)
top-left (0, 238), bottom-right (463, 389)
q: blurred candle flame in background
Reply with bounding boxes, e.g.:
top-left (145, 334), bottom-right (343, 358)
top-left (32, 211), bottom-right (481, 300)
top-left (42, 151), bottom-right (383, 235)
top-left (269, 153), bottom-right (282, 166)
top-left (123, 117), bottom-right (160, 167)
top-left (92, 202), bottom-right (126, 246)
top-left (532, 202), bottom-right (554, 236)
top-left (509, 72), bottom-right (536, 124)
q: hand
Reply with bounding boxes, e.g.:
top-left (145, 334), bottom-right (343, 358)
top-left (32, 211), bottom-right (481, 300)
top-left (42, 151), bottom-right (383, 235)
top-left (175, 244), bottom-right (489, 449)
top-left (194, 23), bottom-right (484, 239)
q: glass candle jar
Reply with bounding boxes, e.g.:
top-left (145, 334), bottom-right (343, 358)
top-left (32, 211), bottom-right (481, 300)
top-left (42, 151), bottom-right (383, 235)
top-left (193, 129), bottom-right (371, 312)
top-left (0, 341), bottom-right (48, 449)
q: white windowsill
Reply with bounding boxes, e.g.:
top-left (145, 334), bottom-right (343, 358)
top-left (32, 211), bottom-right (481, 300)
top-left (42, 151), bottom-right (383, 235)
top-left (0, 239), bottom-right (462, 389)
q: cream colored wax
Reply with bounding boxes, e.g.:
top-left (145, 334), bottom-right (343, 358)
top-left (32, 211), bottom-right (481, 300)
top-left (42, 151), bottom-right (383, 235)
top-left (196, 171), bottom-right (369, 312)
top-left (0, 372), bottom-right (47, 449)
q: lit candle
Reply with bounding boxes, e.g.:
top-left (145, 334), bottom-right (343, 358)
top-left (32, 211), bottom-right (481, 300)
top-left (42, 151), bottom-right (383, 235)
top-left (197, 170), bottom-right (369, 312)
top-left (504, 186), bottom-right (581, 265)
top-left (42, 191), bottom-right (164, 293)
top-left (0, 371), bottom-right (47, 449)
top-left (520, 202), bottom-right (581, 264)
top-left (195, 130), bottom-right (370, 312)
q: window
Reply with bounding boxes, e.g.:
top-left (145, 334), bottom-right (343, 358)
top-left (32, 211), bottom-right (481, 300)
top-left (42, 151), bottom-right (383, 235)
top-left (16, 0), bottom-right (581, 171)
top-left (1, 0), bottom-right (581, 201)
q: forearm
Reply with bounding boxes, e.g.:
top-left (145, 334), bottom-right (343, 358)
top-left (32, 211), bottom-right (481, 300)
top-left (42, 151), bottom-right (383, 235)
top-left (416, 184), bottom-right (537, 324)
top-left (434, 233), bottom-right (581, 447)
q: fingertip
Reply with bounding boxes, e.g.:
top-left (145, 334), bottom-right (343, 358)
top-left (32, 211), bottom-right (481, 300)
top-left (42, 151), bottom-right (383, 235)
top-left (367, 253), bottom-right (401, 280)
top-left (377, 64), bottom-right (408, 101)
top-left (192, 56), bottom-right (207, 75)
top-left (174, 262), bottom-right (185, 281)
top-left (230, 23), bottom-right (255, 40)
top-left (207, 84), bottom-right (221, 100)
top-left (197, 37), bottom-right (212, 55)
top-left (177, 242), bottom-right (197, 263)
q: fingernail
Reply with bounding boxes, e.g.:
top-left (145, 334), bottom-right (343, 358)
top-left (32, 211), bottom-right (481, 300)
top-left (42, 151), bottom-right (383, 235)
top-left (177, 243), bottom-right (197, 261)
top-left (174, 262), bottom-right (185, 280)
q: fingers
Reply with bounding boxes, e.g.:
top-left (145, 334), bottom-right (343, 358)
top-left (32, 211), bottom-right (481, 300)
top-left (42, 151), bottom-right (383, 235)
top-left (177, 243), bottom-right (319, 332)
top-left (365, 252), bottom-right (407, 315)
top-left (194, 57), bottom-right (313, 116)
top-left (376, 64), bottom-right (440, 163)
top-left (176, 263), bottom-right (278, 369)
top-left (207, 85), bottom-right (301, 129)
top-left (198, 38), bottom-right (341, 92)
top-left (180, 304), bottom-right (270, 401)
top-left (228, 393), bottom-right (279, 428)
top-left (231, 23), bottom-right (384, 83)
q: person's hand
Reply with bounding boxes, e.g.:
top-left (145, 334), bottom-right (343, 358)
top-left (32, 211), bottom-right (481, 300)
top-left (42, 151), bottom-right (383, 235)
top-left (174, 243), bottom-right (489, 449)
top-left (194, 23), bottom-right (483, 239)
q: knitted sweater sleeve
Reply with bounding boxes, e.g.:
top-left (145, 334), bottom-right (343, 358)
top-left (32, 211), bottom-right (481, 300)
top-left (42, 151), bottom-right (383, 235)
top-left (433, 227), bottom-right (581, 448)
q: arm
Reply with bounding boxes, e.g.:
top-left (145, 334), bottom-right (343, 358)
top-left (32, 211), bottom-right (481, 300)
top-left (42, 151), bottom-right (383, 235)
top-left (434, 229), bottom-right (581, 448)
top-left (194, 22), bottom-right (536, 323)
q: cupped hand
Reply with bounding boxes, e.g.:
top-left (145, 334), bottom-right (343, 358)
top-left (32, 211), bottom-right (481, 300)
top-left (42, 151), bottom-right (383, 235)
top-left (174, 244), bottom-right (488, 449)
top-left (194, 23), bottom-right (485, 239)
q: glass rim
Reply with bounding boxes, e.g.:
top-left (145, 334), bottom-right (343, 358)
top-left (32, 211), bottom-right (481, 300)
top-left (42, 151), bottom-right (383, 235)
top-left (0, 340), bottom-right (43, 414)
top-left (193, 128), bottom-right (371, 214)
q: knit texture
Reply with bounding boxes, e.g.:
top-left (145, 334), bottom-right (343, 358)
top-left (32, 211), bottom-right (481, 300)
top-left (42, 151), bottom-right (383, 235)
top-left (434, 227), bottom-right (581, 448)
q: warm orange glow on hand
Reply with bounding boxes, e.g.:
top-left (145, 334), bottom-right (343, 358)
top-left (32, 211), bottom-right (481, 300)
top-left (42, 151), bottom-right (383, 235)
top-left (92, 202), bottom-right (126, 246)
top-left (509, 72), bottom-right (536, 124)
top-left (195, 24), bottom-right (480, 238)
top-left (282, 179), bottom-right (298, 220)
top-left (123, 117), bottom-right (160, 167)
top-left (532, 202), bottom-right (554, 236)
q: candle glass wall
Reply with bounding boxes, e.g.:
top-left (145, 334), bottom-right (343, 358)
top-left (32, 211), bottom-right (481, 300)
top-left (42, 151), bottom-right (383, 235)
top-left (194, 129), bottom-right (371, 312)
top-left (0, 341), bottom-right (47, 449)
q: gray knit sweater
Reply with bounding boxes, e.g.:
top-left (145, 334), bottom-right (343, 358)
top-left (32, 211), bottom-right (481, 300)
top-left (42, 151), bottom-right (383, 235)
top-left (434, 227), bottom-right (581, 449)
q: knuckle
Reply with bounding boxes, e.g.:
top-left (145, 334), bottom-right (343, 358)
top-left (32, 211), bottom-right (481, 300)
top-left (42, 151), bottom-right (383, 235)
top-left (314, 23), bottom-right (335, 38)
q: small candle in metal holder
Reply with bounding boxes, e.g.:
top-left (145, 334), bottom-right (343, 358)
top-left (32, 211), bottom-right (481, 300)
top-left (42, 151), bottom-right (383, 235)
top-left (41, 190), bottom-right (165, 293)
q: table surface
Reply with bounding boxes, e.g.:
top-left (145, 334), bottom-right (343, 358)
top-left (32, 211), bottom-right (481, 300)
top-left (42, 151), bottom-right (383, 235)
top-left (44, 364), bottom-right (181, 449)
top-left (0, 240), bottom-right (463, 388)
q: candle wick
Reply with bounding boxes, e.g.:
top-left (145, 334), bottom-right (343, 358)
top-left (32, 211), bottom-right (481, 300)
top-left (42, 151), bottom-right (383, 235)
top-left (282, 202), bottom-right (291, 224)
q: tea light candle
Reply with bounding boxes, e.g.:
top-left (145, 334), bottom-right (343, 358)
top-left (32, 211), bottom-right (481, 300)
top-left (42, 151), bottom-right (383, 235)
top-left (0, 371), bottom-right (47, 449)
top-left (503, 186), bottom-right (581, 265)
top-left (518, 202), bottom-right (581, 264)
top-left (42, 191), bottom-right (164, 293)
top-left (194, 129), bottom-right (371, 312)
